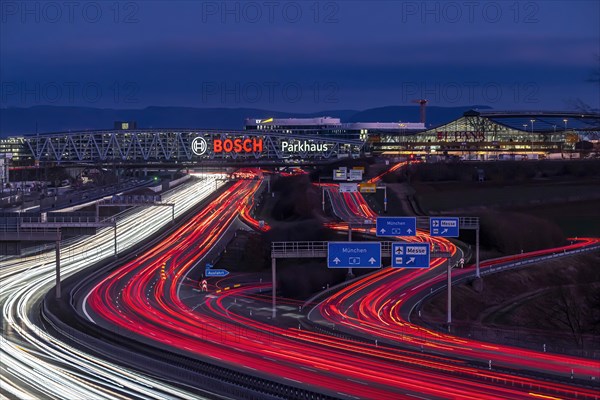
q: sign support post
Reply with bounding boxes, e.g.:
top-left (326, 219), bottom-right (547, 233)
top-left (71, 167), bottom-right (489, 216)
top-left (384, 185), bottom-right (387, 213)
top-left (55, 240), bottom-right (61, 299)
top-left (447, 258), bottom-right (452, 327)
top-left (347, 225), bottom-right (352, 278)
top-left (272, 257), bottom-right (277, 319)
top-left (476, 226), bottom-right (480, 278)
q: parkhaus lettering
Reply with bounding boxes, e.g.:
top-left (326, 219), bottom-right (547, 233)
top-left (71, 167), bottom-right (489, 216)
top-left (281, 141), bottom-right (330, 153)
top-left (213, 138), bottom-right (263, 153)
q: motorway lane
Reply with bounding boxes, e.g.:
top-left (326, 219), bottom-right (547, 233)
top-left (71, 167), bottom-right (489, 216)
top-left (312, 240), bottom-right (600, 385)
top-left (185, 268), bottom-right (600, 400)
top-left (314, 170), bottom-right (599, 396)
top-left (83, 177), bottom-right (408, 399)
top-left (321, 183), bottom-right (377, 222)
top-left (322, 171), bottom-right (600, 387)
top-left (76, 170), bottom-right (600, 399)
top-left (1, 175), bottom-right (224, 399)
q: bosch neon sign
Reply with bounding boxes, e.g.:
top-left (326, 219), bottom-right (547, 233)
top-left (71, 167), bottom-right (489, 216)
top-left (191, 137), bottom-right (208, 156)
top-left (214, 138), bottom-right (263, 153)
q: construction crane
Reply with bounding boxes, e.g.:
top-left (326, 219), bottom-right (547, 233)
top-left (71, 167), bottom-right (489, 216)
top-left (412, 99), bottom-right (428, 125)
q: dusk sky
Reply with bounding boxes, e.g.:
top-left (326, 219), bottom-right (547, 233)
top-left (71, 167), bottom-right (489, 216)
top-left (1, 1), bottom-right (599, 112)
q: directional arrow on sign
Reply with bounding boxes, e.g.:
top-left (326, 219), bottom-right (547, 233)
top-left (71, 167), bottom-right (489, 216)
top-left (328, 242), bottom-right (381, 268)
top-left (206, 269), bottom-right (229, 277)
top-left (406, 257), bottom-right (416, 265)
top-left (441, 228), bottom-right (448, 234)
top-left (407, 228), bottom-right (413, 234)
top-left (379, 228), bottom-right (386, 234)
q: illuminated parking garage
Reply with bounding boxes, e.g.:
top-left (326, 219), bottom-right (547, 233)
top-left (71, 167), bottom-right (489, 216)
top-left (18, 129), bottom-right (364, 165)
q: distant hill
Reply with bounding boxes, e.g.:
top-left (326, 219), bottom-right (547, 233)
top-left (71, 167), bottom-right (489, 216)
top-left (346, 105), bottom-right (493, 128)
top-left (0, 105), bottom-right (493, 136)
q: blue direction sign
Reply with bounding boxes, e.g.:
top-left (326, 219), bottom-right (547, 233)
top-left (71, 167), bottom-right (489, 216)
top-left (392, 243), bottom-right (430, 268)
top-left (205, 269), bottom-right (229, 277)
top-left (376, 217), bottom-right (417, 237)
top-left (328, 242), bottom-right (381, 268)
top-left (430, 217), bottom-right (460, 237)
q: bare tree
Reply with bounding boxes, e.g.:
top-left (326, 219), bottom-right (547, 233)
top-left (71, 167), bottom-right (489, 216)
top-left (567, 54), bottom-right (600, 113)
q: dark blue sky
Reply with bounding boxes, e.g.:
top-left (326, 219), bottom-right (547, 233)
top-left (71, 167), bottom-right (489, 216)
top-left (1, 1), bottom-right (599, 112)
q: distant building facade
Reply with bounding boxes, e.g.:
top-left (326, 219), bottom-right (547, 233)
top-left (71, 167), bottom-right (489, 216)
top-left (375, 110), bottom-right (600, 159)
top-left (245, 117), bottom-right (425, 141)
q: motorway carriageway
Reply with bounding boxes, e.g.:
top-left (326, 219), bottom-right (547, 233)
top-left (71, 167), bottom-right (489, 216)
top-left (313, 234), bottom-right (600, 379)
top-left (1, 175), bottom-right (225, 400)
top-left (80, 167), bottom-right (599, 399)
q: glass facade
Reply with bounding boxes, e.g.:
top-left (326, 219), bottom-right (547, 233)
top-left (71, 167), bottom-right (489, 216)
top-left (376, 111), bottom-right (600, 158)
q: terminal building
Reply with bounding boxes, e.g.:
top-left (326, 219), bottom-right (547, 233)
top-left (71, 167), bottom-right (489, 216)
top-left (373, 110), bottom-right (600, 160)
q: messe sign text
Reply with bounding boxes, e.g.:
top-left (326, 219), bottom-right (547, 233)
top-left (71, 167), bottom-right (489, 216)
top-left (430, 217), bottom-right (460, 237)
top-left (392, 242), bottom-right (430, 268)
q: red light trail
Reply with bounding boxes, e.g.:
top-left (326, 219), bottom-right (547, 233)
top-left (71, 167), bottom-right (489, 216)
top-left (83, 168), bottom-right (599, 399)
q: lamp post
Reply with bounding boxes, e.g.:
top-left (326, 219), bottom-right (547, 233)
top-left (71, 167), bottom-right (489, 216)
top-left (522, 124), bottom-right (528, 156)
top-left (530, 119), bottom-right (535, 156)
top-left (562, 119), bottom-right (569, 155)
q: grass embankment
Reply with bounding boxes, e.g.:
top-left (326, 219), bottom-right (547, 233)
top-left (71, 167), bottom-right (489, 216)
top-left (421, 253), bottom-right (600, 351)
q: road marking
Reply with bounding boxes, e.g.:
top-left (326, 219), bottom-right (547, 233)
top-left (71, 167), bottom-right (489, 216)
top-left (337, 393), bottom-right (360, 399)
top-left (406, 394), bottom-right (429, 400)
top-left (81, 290), bottom-right (96, 324)
top-left (346, 378), bottom-right (368, 385)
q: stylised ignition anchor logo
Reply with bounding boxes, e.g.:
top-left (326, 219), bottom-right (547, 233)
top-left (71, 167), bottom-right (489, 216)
top-left (191, 137), bottom-right (208, 156)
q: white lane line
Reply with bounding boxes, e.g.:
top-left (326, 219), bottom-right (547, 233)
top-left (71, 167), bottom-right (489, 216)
top-left (81, 290), bottom-right (96, 324)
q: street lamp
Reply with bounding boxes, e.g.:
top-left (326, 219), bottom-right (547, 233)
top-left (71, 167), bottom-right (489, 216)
top-left (530, 119), bottom-right (535, 155)
top-left (522, 124), bottom-right (528, 155)
top-left (563, 118), bottom-right (568, 131)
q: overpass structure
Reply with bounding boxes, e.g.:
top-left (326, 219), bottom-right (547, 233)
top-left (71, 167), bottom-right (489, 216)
top-left (21, 129), bottom-right (364, 165)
